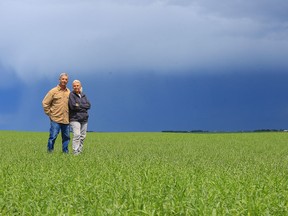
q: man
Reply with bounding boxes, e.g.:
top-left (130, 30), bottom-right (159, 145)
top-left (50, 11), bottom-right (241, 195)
top-left (69, 80), bottom-right (91, 155)
top-left (42, 73), bottom-right (70, 153)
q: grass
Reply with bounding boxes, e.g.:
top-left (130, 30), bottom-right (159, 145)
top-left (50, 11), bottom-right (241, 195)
top-left (1, 131), bottom-right (288, 215)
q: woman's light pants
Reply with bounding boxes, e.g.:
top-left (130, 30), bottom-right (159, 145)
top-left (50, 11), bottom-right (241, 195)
top-left (70, 121), bottom-right (88, 154)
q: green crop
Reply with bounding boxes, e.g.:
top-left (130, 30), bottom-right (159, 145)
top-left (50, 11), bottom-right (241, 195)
top-left (1, 131), bottom-right (288, 215)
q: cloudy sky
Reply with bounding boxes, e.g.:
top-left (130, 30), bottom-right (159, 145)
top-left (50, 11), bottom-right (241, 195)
top-left (1, 0), bottom-right (288, 132)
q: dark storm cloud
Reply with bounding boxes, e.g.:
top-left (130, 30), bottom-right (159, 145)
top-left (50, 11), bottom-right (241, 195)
top-left (0, 0), bottom-right (287, 81)
top-left (0, 0), bottom-right (288, 132)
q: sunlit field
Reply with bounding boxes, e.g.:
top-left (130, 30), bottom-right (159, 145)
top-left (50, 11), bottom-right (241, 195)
top-left (1, 131), bottom-right (288, 215)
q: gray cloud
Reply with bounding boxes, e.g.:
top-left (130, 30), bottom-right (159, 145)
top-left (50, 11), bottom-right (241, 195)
top-left (0, 0), bottom-right (287, 82)
top-left (166, 0), bottom-right (288, 21)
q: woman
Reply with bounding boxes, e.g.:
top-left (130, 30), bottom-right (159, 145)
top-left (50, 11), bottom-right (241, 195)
top-left (69, 80), bottom-right (91, 155)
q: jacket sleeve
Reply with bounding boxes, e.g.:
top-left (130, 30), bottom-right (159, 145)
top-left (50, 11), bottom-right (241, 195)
top-left (42, 91), bottom-right (53, 116)
top-left (68, 93), bottom-right (80, 111)
top-left (80, 96), bottom-right (91, 110)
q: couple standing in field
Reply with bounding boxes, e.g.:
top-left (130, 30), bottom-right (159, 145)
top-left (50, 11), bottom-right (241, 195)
top-left (42, 73), bottom-right (91, 155)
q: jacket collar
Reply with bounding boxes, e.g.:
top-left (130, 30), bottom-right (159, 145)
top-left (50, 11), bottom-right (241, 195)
top-left (57, 85), bottom-right (69, 91)
top-left (73, 91), bottom-right (84, 97)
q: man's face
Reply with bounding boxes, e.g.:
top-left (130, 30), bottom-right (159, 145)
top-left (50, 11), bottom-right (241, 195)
top-left (59, 75), bottom-right (68, 87)
top-left (73, 82), bottom-right (81, 94)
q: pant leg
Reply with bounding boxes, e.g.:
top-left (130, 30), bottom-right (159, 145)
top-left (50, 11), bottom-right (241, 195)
top-left (79, 122), bottom-right (88, 152)
top-left (70, 121), bottom-right (81, 154)
top-left (47, 120), bottom-right (61, 152)
top-left (61, 124), bottom-right (70, 153)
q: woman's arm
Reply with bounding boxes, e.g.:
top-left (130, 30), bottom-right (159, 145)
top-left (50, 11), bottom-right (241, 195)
top-left (68, 93), bottom-right (80, 111)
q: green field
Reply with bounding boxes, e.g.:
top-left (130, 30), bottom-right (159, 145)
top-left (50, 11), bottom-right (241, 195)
top-left (1, 131), bottom-right (288, 215)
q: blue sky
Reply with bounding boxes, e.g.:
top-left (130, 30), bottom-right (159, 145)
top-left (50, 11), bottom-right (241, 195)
top-left (1, 0), bottom-right (288, 132)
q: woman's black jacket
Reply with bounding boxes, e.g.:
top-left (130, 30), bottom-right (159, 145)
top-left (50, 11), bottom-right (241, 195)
top-left (68, 91), bottom-right (91, 123)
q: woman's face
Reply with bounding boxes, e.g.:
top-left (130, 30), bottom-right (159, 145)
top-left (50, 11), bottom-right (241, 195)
top-left (73, 82), bottom-right (81, 94)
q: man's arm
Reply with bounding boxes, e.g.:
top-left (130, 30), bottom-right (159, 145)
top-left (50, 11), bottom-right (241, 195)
top-left (42, 92), bottom-right (53, 116)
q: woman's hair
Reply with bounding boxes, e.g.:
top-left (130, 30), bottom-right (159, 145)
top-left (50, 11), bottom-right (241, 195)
top-left (72, 79), bottom-right (81, 85)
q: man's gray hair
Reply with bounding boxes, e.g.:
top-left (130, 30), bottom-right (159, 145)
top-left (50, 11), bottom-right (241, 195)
top-left (59, 72), bottom-right (69, 79)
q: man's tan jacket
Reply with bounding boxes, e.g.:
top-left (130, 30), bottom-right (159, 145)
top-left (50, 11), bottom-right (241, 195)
top-left (42, 85), bottom-right (70, 124)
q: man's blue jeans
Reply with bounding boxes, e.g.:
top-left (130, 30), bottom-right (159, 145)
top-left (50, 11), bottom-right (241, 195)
top-left (47, 120), bottom-right (70, 153)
